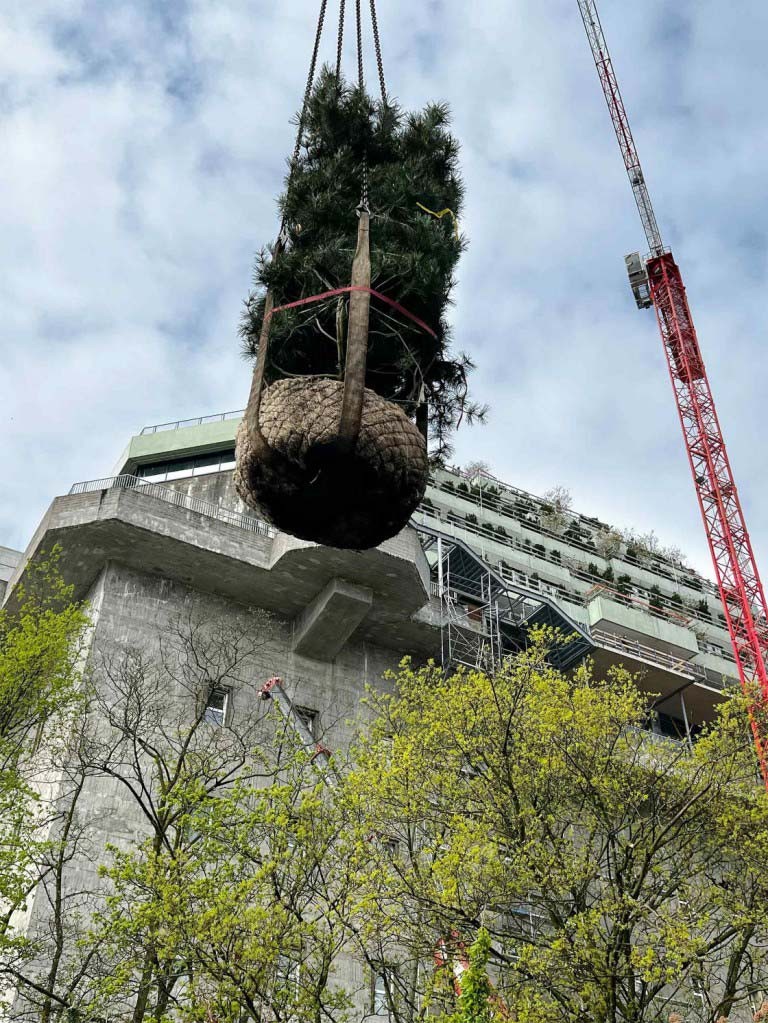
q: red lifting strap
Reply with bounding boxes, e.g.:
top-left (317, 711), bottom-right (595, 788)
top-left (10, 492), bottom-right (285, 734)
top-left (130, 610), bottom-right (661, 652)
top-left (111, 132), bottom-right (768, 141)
top-left (265, 285), bottom-right (437, 339)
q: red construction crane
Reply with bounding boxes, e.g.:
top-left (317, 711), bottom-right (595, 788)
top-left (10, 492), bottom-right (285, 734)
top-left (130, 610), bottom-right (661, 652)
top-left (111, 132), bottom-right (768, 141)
top-left (576, 0), bottom-right (768, 784)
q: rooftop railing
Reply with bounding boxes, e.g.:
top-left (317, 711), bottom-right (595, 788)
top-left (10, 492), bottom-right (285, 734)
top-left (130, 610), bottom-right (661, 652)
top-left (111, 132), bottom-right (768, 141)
top-left (415, 508), bottom-right (736, 687)
top-left (434, 472), bottom-right (717, 596)
top-left (590, 627), bottom-right (708, 681)
top-left (68, 475), bottom-right (274, 538)
top-left (429, 484), bottom-right (722, 612)
top-left (140, 411), bottom-right (244, 435)
top-left (591, 628), bottom-right (733, 691)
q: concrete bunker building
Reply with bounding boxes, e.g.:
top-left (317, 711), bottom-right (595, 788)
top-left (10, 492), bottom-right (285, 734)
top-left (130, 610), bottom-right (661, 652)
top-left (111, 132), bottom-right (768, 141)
top-left (2, 407), bottom-right (743, 1017)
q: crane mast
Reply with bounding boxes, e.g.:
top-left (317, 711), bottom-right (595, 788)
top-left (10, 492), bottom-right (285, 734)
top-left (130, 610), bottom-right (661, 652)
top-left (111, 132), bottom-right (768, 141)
top-left (577, 0), bottom-right (768, 782)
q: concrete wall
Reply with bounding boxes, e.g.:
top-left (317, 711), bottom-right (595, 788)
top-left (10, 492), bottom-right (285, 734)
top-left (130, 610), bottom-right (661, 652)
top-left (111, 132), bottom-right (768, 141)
top-left (15, 557), bottom-right (406, 1018)
top-left (0, 545), bottom-right (21, 604)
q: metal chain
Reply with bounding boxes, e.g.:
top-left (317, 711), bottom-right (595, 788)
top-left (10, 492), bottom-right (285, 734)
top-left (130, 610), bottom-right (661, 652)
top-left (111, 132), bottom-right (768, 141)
top-left (369, 0), bottom-right (387, 103)
top-left (355, 0), bottom-right (369, 211)
top-left (280, 0), bottom-right (329, 239)
top-left (336, 0), bottom-right (346, 78)
top-left (355, 0), bottom-right (364, 91)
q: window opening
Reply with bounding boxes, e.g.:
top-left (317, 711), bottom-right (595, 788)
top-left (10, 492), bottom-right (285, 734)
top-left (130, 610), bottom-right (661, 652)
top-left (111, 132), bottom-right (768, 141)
top-left (373, 972), bottom-right (389, 1015)
top-left (295, 706), bottom-right (318, 738)
top-left (204, 686), bottom-right (229, 727)
top-left (137, 448), bottom-right (236, 484)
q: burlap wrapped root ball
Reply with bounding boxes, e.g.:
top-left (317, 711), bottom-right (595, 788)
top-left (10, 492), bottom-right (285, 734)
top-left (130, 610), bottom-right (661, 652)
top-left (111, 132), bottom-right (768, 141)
top-left (234, 377), bottom-right (429, 550)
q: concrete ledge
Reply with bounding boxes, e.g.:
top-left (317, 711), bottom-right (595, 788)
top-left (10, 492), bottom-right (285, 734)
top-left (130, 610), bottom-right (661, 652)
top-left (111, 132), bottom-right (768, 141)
top-left (587, 594), bottom-right (698, 660)
top-left (293, 578), bottom-right (373, 660)
top-left (4, 487), bottom-right (439, 656)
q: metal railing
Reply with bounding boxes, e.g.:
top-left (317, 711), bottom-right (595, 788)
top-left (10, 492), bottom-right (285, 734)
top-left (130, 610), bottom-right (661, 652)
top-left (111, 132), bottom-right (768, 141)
top-left (68, 475), bottom-right (274, 538)
top-left (416, 507), bottom-right (592, 611)
top-left (629, 725), bottom-right (686, 747)
top-left (589, 628), bottom-right (731, 689)
top-left (425, 495), bottom-right (723, 628)
top-left (140, 411), bottom-right (244, 435)
top-left (415, 508), bottom-right (741, 679)
top-left (433, 474), bottom-right (718, 596)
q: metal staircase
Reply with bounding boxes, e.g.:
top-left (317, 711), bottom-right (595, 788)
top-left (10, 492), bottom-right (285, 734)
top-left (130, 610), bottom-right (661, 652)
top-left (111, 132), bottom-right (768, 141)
top-left (414, 521), bottom-right (593, 673)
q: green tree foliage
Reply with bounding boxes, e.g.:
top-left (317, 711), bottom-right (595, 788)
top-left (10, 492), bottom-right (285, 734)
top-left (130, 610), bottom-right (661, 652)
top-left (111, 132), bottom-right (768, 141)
top-left (444, 929), bottom-right (503, 1023)
top-left (5, 613), bottom-right (768, 1023)
top-left (0, 550), bottom-right (88, 966)
top-left (4, 608), bottom-right (357, 1023)
top-left (241, 68), bottom-right (486, 460)
top-left (0, 548), bottom-right (87, 769)
top-left (343, 641), bottom-right (768, 1023)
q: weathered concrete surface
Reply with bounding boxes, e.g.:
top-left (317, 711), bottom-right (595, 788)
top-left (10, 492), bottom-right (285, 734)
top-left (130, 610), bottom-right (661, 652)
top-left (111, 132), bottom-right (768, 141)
top-left (0, 545), bottom-right (22, 604)
top-left (9, 537), bottom-right (437, 1018)
top-left (293, 577), bottom-right (373, 659)
top-left (6, 484), bottom-right (438, 656)
top-left (3, 465), bottom-right (447, 1018)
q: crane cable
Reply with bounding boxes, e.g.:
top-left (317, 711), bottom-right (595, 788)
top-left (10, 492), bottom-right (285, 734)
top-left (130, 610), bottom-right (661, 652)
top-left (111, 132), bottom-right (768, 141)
top-left (280, 0), bottom-right (387, 226)
top-left (355, 0), bottom-right (369, 211)
top-left (336, 0), bottom-right (346, 78)
top-left (277, 0), bottom-right (329, 247)
top-left (369, 0), bottom-right (387, 104)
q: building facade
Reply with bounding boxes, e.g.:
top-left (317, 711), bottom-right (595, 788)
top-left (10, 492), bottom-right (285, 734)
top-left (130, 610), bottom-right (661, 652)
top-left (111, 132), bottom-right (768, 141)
top-left (2, 407), bottom-right (746, 1018)
top-left (108, 407), bottom-right (740, 737)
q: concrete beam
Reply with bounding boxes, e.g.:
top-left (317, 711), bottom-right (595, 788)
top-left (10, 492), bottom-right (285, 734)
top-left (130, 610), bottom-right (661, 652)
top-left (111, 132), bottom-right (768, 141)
top-left (293, 578), bottom-right (373, 660)
top-left (3, 487), bottom-right (438, 655)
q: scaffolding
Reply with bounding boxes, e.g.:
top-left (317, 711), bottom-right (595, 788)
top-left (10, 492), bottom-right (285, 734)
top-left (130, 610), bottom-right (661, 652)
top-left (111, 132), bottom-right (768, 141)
top-left (414, 522), bottom-right (593, 673)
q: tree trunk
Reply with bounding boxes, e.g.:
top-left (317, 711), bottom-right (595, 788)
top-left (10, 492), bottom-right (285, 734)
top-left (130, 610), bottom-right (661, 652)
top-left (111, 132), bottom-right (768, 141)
top-left (337, 211), bottom-right (371, 451)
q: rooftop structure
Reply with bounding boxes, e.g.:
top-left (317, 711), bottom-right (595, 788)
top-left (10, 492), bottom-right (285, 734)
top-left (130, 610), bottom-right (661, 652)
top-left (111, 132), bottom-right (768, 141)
top-left (0, 546), bottom-right (21, 603)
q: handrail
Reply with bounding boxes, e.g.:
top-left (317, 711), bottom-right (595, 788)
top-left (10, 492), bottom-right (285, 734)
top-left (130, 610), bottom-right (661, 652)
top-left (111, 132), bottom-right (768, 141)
top-left (428, 490), bottom-right (721, 617)
top-left (68, 475), bottom-right (275, 538)
top-left (413, 519), bottom-right (593, 652)
top-left (591, 629), bottom-right (732, 691)
top-left (416, 509), bottom-right (737, 673)
top-left (139, 411), bottom-right (244, 435)
top-left (591, 628), bottom-right (706, 679)
top-left (585, 582), bottom-right (692, 627)
top-left (416, 507), bottom-right (597, 611)
top-left (433, 474), bottom-right (718, 596)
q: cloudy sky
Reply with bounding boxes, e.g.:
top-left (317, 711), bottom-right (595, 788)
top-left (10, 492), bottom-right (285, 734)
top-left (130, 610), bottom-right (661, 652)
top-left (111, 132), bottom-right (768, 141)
top-left (2, 0), bottom-right (767, 580)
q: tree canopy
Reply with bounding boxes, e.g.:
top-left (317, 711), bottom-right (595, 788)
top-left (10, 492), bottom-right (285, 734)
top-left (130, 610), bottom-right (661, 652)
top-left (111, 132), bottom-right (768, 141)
top-left (241, 69), bottom-right (486, 461)
top-left (0, 551), bottom-right (88, 964)
top-left (3, 610), bottom-right (768, 1023)
top-left (343, 646), bottom-right (768, 1023)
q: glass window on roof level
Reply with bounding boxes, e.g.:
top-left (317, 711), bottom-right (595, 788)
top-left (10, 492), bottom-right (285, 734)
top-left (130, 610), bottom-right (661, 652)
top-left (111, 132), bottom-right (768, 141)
top-left (193, 452), bottom-right (224, 476)
top-left (165, 458), bottom-right (196, 480)
top-left (138, 466), bottom-right (167, 483)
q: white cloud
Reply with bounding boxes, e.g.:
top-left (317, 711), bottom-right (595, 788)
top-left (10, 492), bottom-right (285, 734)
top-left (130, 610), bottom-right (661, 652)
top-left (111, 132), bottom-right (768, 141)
top-left (1, 0), bottom-right (767, 587)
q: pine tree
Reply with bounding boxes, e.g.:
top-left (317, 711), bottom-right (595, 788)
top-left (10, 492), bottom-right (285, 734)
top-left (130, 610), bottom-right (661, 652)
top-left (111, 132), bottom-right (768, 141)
top-left (241, 68), bottom-right (486, 461)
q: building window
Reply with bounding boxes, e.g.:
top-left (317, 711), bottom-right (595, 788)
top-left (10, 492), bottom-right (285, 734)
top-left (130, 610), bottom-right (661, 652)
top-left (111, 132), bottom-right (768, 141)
top-left (373, 972), bottom-right (389, 1016)
top-left (165, 458), bottom-right (197, 481)
top-left (204, 686), bottom-right (229, 726)
top-left (295, 706), bottom-right (318, 738)
top-left (137, 448), bottom-right (236, 484)
top-left (191, 452), bottom-right (223, 476)
top-left (276, 953), bottom-right (300, 996)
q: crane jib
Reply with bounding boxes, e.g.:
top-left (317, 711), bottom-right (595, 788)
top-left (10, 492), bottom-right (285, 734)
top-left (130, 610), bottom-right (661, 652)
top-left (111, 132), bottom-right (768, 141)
top-left (577, 0), bottom-right (768, 784)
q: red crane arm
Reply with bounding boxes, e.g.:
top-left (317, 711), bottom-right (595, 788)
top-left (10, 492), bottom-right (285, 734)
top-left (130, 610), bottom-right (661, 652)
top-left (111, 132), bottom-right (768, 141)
top-left (576, 0), bottom-right (664, 257)
top-left (576, 0), bottom-right (768, 780)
